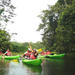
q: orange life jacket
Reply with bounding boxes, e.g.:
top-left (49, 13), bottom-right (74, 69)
top-left (46, 51), bottom-right (51, 55)
top-left (30, 54), bottom-right (36, 59)
top-left (41, 51), bottom-right (46, 55)
top-left (5, 50), bottom-right (11, 56)
top-left (0, 51), bottom-right (2, 55)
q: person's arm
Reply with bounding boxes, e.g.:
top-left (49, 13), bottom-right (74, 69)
top-left (4, 51), bottom-right (8, 55)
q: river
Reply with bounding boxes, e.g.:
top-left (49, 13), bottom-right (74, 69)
top-left (0, 55), bottom-right (75, 75)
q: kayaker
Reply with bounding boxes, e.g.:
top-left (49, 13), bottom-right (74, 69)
top-left (46, 50), bottom-right (51, 55)
top-left (0, 51), bottom-right (3, 55)
top-left (33, 49), bottom-right (38, 58)
top-left (22, 48), bottom-right (38, 59)
top-left (4, 49), bottom-right (12, 56)
top-left (30, 53), bottom-right (36, 59)
top-left (40, 51), bottom-right (46, 55)
top-left (0, 48), bottom-right (3, 55)
top-left (23, 49), bottom-right (32, 59)
top-left (29, 49), bottom-right (38, 59)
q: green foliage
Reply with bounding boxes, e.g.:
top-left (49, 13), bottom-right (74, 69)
top-left (0, 0), bottom-right (15, 28)
top-left (29, 41), bottom-right (45, 49)
top-left (56, 2), bottom-right (75, 53)
top-left (37, 5), bottom-right (58, 50)
top-left (11, 42), bottom-right (27, 52)
top-left (37, 0), bottom-right (75, 53)
top-left (0, 9), bottom-right (4, 15)
top-left (0, 29), bottom-right (11, 52)
top-left (0, 0), bottom-right (15, 52)
top-left (11, 41), bottom-right (44, 52)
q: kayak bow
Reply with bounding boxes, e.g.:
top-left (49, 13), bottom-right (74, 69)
top-left (38, 53), bottom-right (65, 59)
top-left (22, 58), bottom-right (42, 66)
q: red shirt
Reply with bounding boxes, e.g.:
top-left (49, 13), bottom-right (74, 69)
top-left (24, 50), bottom-right (32, 57)
top-left (0, 51), bottom-right (2, 55)
top-left (41, 51), bottom-right (46, 55)
top-left (30, 54), bottom-right (36, 59)
top-left (5, 50), bottom-right (11, 56)
top-left (46, 51), bottom-right (51, 55)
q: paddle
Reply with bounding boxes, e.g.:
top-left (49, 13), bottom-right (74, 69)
top-left (28, 42), bottom-right (33, 51)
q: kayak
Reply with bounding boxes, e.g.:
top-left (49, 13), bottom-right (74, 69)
top-left (0, 55), bottom-right (20, 60)
top-left (0, 56), bottom-right (2, 59)
top-left (22, 58), bottom-right (42, 66)
top-left (47, 53), bottom-right (65, 58)
top-left (38, 54), bottom-right (65, 59)
top-left (4, 55), bottom-right (20, 60)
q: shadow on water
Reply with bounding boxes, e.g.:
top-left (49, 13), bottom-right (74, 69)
top-left (41, 58), bottom-right (64, 75)
top-left (63, 55), bottom-right (75, 75)
top-left (41, 55), bottom-right (75, 75)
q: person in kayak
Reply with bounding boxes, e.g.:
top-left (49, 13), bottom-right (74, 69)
top-left (22, 49), bottom-right (38, 59)
top-left (46, 50), bottom-right (51, 55)
top-left (0, 48), bottom-right (3, 55)
top-left (0, 51), bottom-right (3, 55)
top-left (30, 53), bottom-right (36, 59)
top-left (30, 49), bottom-right (38, 59)
top-left (33, 49), bottom-right (38, 58)
top-left (4, 49), bottom-right (12, 56)
top-left (40, 51), bottom-right (46, 55)
top-left (22, 49), bottom-right (32, 59)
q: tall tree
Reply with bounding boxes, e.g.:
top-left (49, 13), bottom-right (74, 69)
top-left (0, 0), bottom-right (15, 29)
top-left (56, 0), bottom-right (75, 53)
top-left (0, 29), bottom-right (11, 52)
top-left (38, 0), bottom-right (75, 53)
top-left (37, 6), bottom-right (58, 50)
top-left (0, 0), bottom-right (15, 52)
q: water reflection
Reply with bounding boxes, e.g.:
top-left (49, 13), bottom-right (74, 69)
top-left (63, 56), bottom-right (75, 75)
top-left (0, 59), bottom-right (10, 75)
top-left (41, 58), bottom-right (64, 75)
top-left (0, 59), bottom-right (42, 75)
top-left (24, 64), bottom-right (42, 72)
top-left (23, 64), bottom-right (42, 75)
top-left (0, 56), bottom-right (75, 75)
top-left (41, 57), bottom-right (75, 75)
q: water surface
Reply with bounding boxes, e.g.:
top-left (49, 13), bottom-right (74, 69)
top-left (0, 55), bottom-right (75, 75)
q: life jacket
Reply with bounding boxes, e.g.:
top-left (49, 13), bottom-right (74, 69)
top-left (5, 50), bottom-right (11, 56)
top-left (30, 53), bottom-right (36, 59)
top-left (6, 52), bottom-right (11, 56)
top-left (24, 51), bottom-right (32, 57)
top-left (46, 51), bottom-right (51, 55)
top-left (25, 53), bottom-right (30, 57)
top-left (41, 51), bottom-right (46, 55)
top-left (0, 51), bottom-right (2, 55)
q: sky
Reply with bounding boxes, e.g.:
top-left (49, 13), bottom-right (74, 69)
top-left (6, 0), bottom-right (57, 43)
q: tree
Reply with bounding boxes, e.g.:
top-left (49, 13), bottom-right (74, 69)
top-left (37, 0), bottom-right (75, 53)
top-left (0, 29), bottom-right (11, 52)
top-left (56, 1), bottom-right (75, 53)
top-left (37, 5), bottom-right (59, 50)
top-left (0, 0), bottom-right (15, 52)
top-left (11, 42), bottom-right (27, 52)
top-left (0, 0), bottom-right (15, 29)
top-left (29, 41), bottom-right (44, 49)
